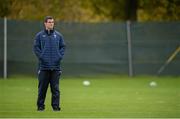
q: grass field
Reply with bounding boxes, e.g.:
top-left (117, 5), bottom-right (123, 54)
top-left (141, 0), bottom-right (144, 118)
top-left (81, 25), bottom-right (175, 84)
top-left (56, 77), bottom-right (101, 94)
top-left (0, 75), bottom-right (180, 118)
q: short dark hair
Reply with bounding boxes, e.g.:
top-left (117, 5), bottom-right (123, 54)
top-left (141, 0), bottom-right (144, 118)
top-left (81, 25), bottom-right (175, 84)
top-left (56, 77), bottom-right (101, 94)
top-left (44, 16), bottom-right (54, 23)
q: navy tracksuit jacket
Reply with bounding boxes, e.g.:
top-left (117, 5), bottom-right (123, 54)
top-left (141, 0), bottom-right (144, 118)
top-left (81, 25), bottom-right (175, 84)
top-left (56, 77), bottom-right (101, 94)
top-left (33, 29), bottom-right (65, 108)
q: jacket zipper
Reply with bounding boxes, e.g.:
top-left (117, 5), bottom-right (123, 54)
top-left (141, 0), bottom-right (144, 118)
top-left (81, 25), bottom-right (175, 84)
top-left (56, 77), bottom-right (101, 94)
top-left (49, 36), bottom-right (53, 70)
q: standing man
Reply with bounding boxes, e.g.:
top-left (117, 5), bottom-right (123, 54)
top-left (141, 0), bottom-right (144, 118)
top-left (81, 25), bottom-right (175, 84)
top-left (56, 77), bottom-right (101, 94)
top-left (33, 16), bottom-right (65, 111)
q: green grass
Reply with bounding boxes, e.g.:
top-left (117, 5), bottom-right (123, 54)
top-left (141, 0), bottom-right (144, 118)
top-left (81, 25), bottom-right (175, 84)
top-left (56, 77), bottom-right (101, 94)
top-left (0, 75), bottom-right (180, 118)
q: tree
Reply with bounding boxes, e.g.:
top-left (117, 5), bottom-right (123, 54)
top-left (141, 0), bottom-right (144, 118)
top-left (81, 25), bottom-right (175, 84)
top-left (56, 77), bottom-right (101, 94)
top-left (138, 0), bottom-right (180, 21)
top-left (83, 0), bottom-right (139, 21)
top-left (1, 0), bottom-right (179, 22)
top-left (0, 0), bottom-right (12, 17)
top-left (126, 0), bottom-right (138, 21)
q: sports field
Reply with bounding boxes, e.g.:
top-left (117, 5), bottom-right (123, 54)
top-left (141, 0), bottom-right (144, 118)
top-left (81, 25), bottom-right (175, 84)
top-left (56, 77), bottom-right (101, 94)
top-left (0, 75), bottom-right (179, 118)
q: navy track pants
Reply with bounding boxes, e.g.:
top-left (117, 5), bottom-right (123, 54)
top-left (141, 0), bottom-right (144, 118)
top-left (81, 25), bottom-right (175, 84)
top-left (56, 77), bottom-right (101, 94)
top-left (37, 70), bottom-right (61, 108)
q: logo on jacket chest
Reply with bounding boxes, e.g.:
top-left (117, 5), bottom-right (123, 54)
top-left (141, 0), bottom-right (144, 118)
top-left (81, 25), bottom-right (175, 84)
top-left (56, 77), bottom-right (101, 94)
top-left (54, 34), bottom-right (57, 38)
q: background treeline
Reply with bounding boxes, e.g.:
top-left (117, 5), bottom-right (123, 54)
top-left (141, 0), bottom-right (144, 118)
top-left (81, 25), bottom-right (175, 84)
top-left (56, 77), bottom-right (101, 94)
top-left (0, 0), bottom-right (180, 22)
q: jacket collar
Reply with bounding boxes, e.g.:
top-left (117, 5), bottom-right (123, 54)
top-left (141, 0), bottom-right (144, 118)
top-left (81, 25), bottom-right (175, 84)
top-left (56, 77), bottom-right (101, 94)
top-left (44, 29), bottom-right (54, 35)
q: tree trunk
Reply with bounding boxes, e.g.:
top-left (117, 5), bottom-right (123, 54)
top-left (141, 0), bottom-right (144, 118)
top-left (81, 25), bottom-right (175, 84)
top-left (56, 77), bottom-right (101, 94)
top-left (126, 0), bottom-right (138, 21)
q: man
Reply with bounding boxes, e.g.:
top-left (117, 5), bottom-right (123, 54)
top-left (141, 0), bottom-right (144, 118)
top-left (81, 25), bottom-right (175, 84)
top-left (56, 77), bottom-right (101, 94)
top-left (33, 16), bottom-right (65, 111)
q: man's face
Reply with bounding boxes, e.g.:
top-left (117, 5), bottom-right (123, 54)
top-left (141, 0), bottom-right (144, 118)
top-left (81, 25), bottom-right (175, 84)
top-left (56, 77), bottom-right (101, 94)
top-left (44, 19), bottom-right (54, 30)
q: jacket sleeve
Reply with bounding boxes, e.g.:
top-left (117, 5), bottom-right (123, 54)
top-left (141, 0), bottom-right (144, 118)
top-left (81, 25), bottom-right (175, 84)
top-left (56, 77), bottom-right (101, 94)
top-left (33, 34), bottom-right (42, 59)
top-left (59, 35), bottom-right (66, 59)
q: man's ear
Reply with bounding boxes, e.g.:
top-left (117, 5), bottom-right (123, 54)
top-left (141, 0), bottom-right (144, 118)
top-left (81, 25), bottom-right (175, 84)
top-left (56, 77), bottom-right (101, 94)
top-left (44, 22), bottom-right (46, 27)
